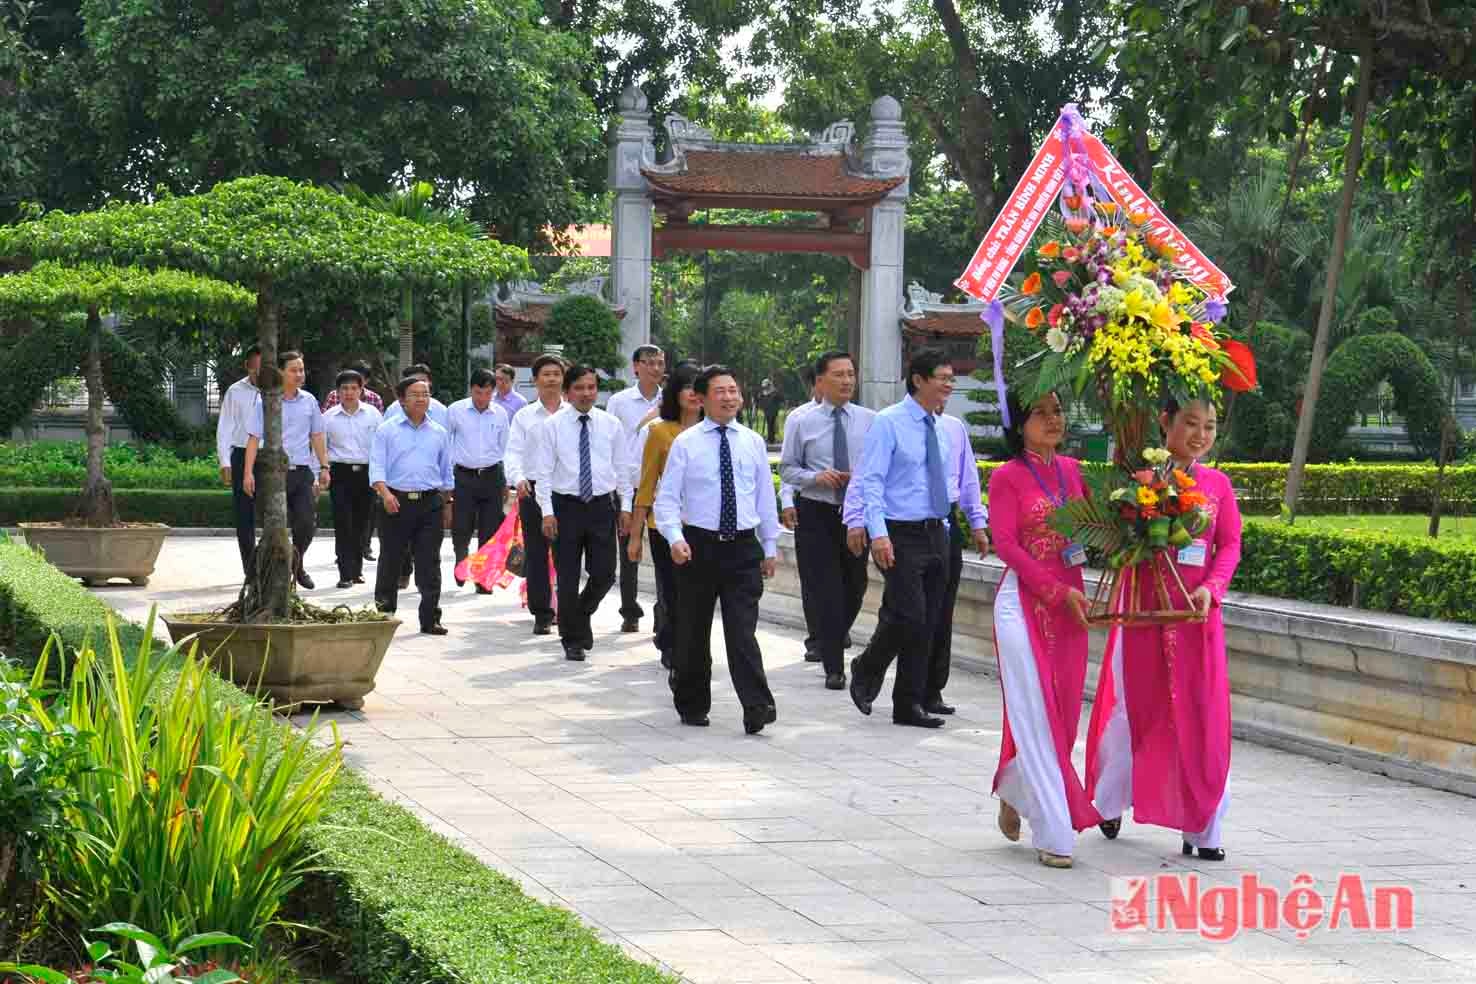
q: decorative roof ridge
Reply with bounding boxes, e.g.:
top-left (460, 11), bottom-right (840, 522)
top-left (497, 276), bottom-right (622, 311)
top-left (646, 116), bottom-right (861, 176)
top-left (901, 281), bottom-right (988, 320)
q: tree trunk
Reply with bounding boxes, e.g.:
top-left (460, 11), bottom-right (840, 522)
top-left (241, 282), bottom-right (294, 622)
top-left (1429, 417), bottom-right (1454, 537)
top-left (461, 280), bottom-right (472, 389)
top-left (74, 308), bottom-right (118, 528)
top-left (1284, 37), bottom-right (1373, 519)
top-left (397, 285), bottom-right (414, 371)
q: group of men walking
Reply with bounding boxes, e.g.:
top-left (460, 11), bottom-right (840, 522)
top-left (216, 340), bottom-right (986, 735)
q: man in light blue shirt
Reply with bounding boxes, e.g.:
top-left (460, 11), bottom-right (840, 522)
top-left (371, 376), bottom-right (455, 635)
top-left (382, 362), bottom-right (450, 427)
top-left (493, 364), bottom-right (528, 419)
top-left (243, 349), bottom-right (328, 590)
top-left (778, 350), bottom-right (876, 691)
top-left (654, 365), bottom-right (779, 735)
top-left (447, 367), bottom-right (512, 591)
top-left (846, 348), bottom-right (957, 729)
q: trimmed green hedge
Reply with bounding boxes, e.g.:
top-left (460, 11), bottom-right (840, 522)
top-left (0, 488), bottom-right (333, 528)
top-left (1233, 522), bottom-right (1476, 625)
top-left (0, 542), bottom-right (675, 983)
top-left (0, 441), bottom-right (217, 489)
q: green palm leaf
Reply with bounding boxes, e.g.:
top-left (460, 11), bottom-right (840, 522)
top-left (1048, 496), bottom-right (1127, 554)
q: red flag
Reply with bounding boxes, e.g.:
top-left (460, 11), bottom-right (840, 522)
top-left (955, 129), bottom-right (1067, 302)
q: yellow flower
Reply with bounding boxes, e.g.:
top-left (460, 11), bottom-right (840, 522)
top-left (1168, 281), bottom-right (1195, 306)
top-left (1151, 298), bottom-right (1185, 332)
top-left (1122, 288), bottom-right (1153, 323)
top-left (1136, 486), bottom-right (1159, 507)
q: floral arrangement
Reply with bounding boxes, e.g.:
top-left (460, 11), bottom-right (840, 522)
top-left (1006, 202), bottom-right (1256, 468)
top-left (1052, 447), bottom-right (1211, 572)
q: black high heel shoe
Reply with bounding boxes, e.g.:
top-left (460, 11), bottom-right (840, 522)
top-left (1182, 841), bottom-right (1226, 861)
top-left (1099, 817), bottom-right (1122, 840)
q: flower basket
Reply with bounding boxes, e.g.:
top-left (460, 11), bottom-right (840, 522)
top-left (1086, 556), bottom-right (1206, 626)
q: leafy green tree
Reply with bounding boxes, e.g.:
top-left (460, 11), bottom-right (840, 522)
top-left (543, 295), bottom-right (623, 374)
top-left (0, 176), bottom-right (528, 619)
top-left (0, 263), bottom-right (255, 526)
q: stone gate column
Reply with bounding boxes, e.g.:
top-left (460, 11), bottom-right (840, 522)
top-left (858, 96), bottom-right (910, 410)
top-left (608, 86), bottom-right (655, 379)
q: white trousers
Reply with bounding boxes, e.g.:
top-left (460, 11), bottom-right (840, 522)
top-left (994, 572), bottom-right (1076, 857)
top-left (1093, 632), bottom-right (1230, 850)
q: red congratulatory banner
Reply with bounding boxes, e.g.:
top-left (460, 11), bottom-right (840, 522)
top-left (954, 129), bottom-right (1066, 302)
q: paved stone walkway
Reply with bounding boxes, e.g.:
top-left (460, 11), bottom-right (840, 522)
top-left (95, 537), bottom-right (1476, 984)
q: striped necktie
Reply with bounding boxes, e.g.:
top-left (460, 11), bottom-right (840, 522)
top-left (578, 414), bottom-right (593, 501)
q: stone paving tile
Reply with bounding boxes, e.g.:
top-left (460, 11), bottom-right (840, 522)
top-left (96, 539), bottom-right (1476, 984)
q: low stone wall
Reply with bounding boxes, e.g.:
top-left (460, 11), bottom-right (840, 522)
top-left (755, 531), bottom-right (1476, 798)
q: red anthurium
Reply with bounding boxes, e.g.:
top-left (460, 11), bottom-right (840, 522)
top-left (1221, 338), bottom-right (1258, 392)
top-left (1052, 270), bottom-right (1073, 289)
top-left (1047, 303), bottom-right (1065, 327)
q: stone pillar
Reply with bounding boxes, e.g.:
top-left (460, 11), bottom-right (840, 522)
top-left (858, 96), bottom-right (910, 410)
top-left (608, 85), bottom-right (655, 382)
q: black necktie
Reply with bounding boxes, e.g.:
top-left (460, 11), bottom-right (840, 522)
top-left (718, 425), bottom-right (737, 536)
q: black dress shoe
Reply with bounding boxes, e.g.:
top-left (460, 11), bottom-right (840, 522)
top-left (804, 650), bottom-right (823, 663)
top-left (564, 646), bottom-right (587, 662)
top-left (1100, 817), bottom-right (1122, 840)
top-left (892, 703), bottom-right (944, 728)
top-left (421, 623), bottom-right (449, 636)
top-left (398, 575), bottom-right (411, 590)
top-left (362, 550), bottom-right (376, 561)
top-left (353, 575), bottom-right (365, 584)
top-left (680, 713), bottom-right (709, 727)
top-left (1181, 841), bottom-right (1225, 860)
top-left (336, 579), bottom-right (353, 589)
top-left (455, 577), bottom-right (465, 587)
top-left (621, 619), bottom-right (639, 633)
top-left (475, 585), bottom-right (491, 595)
top-left (825, 672), bottom-right (846, 691)
top-left (533, 617), bottom-right (553, 636)
top-left (922, 698), bottom-right (956, 715)
top-left (848, 658), bottom-right (873, 716)
top-left (743, 704), bottom-right (777, 735)
top-left (296, 571), bottom-right (315, 590)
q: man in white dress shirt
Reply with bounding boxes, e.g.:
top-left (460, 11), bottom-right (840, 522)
top-left (779, 351), bottom-right (876, 691)
top-left (604, 344), bottom-right (665, 633)
top-left (216, 344), bottom-right (262, 575)
top-left (447, 368), bottom-right (511, 592)
top-left (504, 354), bottom-right (566, 635)
top-left (654, 365), bottom-right (779, 734)
top-left (533, 365), bottom-right (632, 662)
top-left (243, 350), bottom-right (329, 590)
top-left (323, 368), bottom-right (382, 588)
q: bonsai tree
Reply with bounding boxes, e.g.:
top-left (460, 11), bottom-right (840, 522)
top-left (0, 177), bottom-right (529, 621)
top-left (543, 294), bottom-right (622, 374)
top-left (0, 262), bottom-right (255, 526)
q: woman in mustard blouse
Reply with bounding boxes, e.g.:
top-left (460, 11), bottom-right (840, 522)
top-left (628, 362), bottom-right (704, 669)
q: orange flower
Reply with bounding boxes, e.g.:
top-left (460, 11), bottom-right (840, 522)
top-left (1024, 306), bottom-right (1045, 330)
top-left (1039, 240), bottom-right (1061, 258)
top-left (1100, 225), bottom-right (1120, 238)
top-left (1021, 271), bottom-right (1043, 295)
top-left (1098, 201), bottom-right (1119, 216)
top-left (1190, 322), bottom-right (1220, 351)
top-left (1179, 491), bottom-right (1207, 509)
top-left (1172, 469), bottom-right (1196, 489)
top-left (1064, 194), bottom-right (1083, 210)
top-left (1129, 210), bottom-right (1150, 225)
top-left (1065, 217), bottom-right (1089, 235)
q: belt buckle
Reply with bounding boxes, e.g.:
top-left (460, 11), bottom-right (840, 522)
top-left (406, 491), bottom-right (422, 501)
top-left (352, 464), bottom-right (363, 472)
top-left (718, 532), bottom-right (736, 542)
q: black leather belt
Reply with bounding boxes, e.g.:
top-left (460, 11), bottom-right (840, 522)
top-left (888, 517), bottom-right (946, 531)
top-left (685, 526), bottom-right (756, 543)
top-left (331, 462), bottom-right (367, 472)
top-left (455, 464), bottom-right (502, 476)
top-left (389, 488), bottom-right (436, 501)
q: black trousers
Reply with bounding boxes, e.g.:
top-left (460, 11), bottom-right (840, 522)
top-left (375, 490), bottom-right (443, 630)
top-left (229, 446), bottom-right (255, 575)
top-left (329, 462), bottom-right (372, 580)
top-left (794, 497), bottom-right (869, 675)
top-left (854, 520), bottom-right (949, 711)
top-left (856, 512), bottom-right (968, 703)
top-left (671, 528), bottom-right (773, 720)
top-left (285, 466), bottom-right (317, 569)
top-left (649, 528), bottom-right (679, 657)
top-left (452, 464), bottom-right (506, 570)
top-left (551, 492), bottom-right (617, 651)
top-left (617, 531), bottom-right (645, 622)
top-left (518, 487), bottom-right (554, 620)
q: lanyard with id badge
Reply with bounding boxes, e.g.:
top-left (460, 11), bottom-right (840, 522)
top-left (1026, 455), bottom-right (1086, 568)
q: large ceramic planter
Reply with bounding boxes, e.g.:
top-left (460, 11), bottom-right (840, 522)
top-left (161, 615), bottom-right (400, 710)
top-left (19, 522), bottom-right (169, 586)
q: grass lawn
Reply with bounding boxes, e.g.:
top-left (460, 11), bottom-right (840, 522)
top-left (1248, 513), bottom-right (1476, 541)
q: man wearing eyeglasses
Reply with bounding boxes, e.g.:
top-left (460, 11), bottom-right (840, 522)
top-left (604, 345), bottom-right (666, 634)
top-left (845, 348), bottom-right (958, 729)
